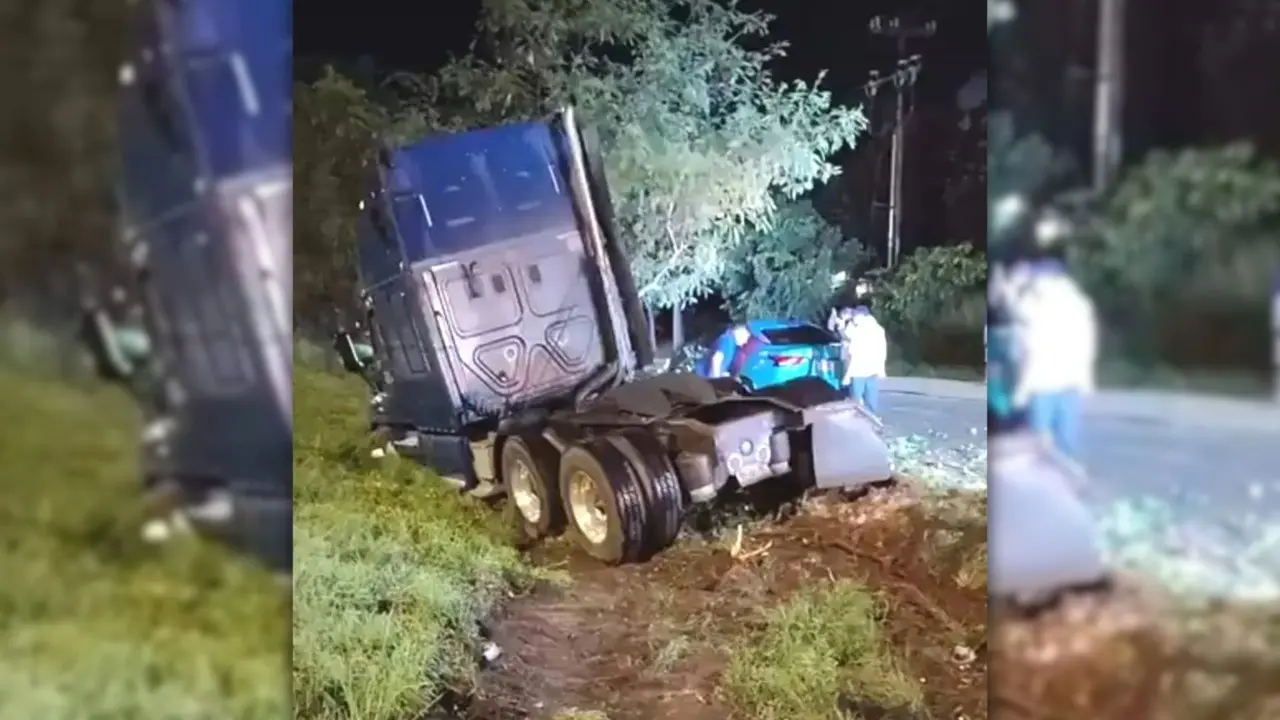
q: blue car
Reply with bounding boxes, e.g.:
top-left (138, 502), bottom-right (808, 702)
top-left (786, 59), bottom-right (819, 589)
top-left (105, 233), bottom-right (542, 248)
top-left (694, 319), bottom-right (843, 390)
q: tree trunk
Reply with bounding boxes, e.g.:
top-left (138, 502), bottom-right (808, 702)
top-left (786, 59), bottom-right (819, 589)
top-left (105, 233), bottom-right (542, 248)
top-left (645, 304), bottom-right (657, 351)
top-left (671, 303), bottom-right (685, 350)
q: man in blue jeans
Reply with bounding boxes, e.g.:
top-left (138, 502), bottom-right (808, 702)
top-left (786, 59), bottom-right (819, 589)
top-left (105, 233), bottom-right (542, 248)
top-left (840, 306), bottom-right (888, 416)
top-left (1004, 222), bottom-right (1097, 464)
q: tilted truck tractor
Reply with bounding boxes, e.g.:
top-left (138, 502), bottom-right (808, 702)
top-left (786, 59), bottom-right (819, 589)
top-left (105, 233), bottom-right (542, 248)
top-left (332, 108), bottom-right (892, 564)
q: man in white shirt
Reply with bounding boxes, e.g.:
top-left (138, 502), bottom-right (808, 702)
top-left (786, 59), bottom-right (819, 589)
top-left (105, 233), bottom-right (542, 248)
top-left (840, 306), bottom-right (888, 416)
top-left (1008, 258), bottom-right (1097, 463)
top-left (988, 245), bottom-right (1108, 606)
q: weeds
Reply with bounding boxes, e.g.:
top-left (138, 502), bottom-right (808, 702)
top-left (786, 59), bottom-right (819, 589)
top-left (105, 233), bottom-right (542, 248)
top-left (291, 368), bottom-right (543, 720)
top-left (722, 579), bottom-right (924, 720)
top-left (0, 365), bottom-right (287, 719)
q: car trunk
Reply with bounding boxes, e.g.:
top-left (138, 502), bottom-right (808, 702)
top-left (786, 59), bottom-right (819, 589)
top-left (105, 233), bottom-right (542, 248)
top-left (757, 325), bottom-right (843, 382)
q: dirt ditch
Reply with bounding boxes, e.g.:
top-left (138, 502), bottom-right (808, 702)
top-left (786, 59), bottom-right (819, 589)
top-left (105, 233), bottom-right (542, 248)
top-left (465, 485), bottom-right (989, 720)
top-left (991, 580), bottom-right (1280, 720)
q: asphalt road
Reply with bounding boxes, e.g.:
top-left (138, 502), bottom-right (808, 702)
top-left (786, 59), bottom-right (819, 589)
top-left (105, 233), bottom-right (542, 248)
top-left (882, 378), bottom-right (1280, 524)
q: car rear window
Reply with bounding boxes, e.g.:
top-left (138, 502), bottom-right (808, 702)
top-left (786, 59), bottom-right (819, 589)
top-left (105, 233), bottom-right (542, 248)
top-left (760, 325), bottom-right (837, 345)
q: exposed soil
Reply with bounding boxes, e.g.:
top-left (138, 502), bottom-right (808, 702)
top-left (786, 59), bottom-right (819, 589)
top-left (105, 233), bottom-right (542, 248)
top-left (466, 485), bottom-right (988, 720)
top-left (990, 581), bottom-right (1280, 720)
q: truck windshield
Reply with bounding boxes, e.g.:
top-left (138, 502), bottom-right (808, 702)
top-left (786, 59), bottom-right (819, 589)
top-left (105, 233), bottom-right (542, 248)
top-left (183, 50), bottom-right (288, 177)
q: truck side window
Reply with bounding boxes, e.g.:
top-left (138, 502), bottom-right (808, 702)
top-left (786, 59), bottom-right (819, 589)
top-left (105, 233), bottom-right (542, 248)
top-left (491, 274), bottom-right (506, 294)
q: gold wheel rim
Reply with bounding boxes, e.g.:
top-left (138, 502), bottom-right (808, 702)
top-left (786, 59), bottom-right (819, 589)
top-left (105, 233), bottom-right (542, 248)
top-left (568, 470), bottom-right (609, 545)
top-left (508, 460), bottom-right (542, 525)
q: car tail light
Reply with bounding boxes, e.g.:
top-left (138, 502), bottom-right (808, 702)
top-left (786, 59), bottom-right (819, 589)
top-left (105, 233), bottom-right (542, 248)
top-left (768, 355), bottom-right (805, 367)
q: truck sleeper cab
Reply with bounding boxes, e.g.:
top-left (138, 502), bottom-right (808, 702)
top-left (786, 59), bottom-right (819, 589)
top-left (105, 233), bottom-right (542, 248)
top-left (82, 0), bottom-right (293, 573)
top-left (337, 108), bottom-right (891, 563)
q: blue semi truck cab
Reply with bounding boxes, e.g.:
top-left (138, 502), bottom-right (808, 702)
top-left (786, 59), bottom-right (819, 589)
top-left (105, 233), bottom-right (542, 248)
top-left (333, 108), bottom-right (891, 564)
top-left (79, 0), bottom-right (292, 573)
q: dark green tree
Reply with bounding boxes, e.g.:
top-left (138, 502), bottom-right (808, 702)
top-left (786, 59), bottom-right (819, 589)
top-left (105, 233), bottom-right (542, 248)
top-left (426, 0), bottom-right (867, 341)
top-left (0, 0), bottom-right (128, 306)
top-left (720, 200), bottom-right (869, 321)
top-left (1071, 144), bottom-right (1280, 374)
top-left (864, 244), bottom-right (987, 335)
top-left (293, 69), bottom-right (429, 330)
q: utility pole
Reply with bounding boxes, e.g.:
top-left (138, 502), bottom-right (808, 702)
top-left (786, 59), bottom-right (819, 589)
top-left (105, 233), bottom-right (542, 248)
top-left (1092, 0), bottom-right (1125, 191)
top-left (869, 16), bottom-right (934, 268)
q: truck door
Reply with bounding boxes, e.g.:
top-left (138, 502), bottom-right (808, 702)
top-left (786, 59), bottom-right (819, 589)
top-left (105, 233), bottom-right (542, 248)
top-left (365, 280), bottom-right (434, 426)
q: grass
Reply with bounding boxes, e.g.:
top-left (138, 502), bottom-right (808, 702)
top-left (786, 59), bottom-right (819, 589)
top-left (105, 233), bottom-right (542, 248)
top-left (722, 580), bottom-right (924, 720)
top-left (0, 364), bottom-right (287, 719)
top-left (292, 367), bottom-right (543, 720)
top-left (291, 357), bottom-right (979, 720)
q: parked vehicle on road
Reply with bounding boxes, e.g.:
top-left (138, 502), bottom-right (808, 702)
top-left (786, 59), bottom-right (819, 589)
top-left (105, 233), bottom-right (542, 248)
top-left (691, 319), bottom-right (843, 391)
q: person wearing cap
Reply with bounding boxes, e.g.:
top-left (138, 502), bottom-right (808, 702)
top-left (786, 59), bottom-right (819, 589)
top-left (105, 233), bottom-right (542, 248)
top-left (827, 305), bottom-right (855, 335)
top-left (987, 274), bottom-right (1109, 605)
top-left (999, 207), bottom-right (1097, 464)
top-left (840, 305), bottom-right (888, 416)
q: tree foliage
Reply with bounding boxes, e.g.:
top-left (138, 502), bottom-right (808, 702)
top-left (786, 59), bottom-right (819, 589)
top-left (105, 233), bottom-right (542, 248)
top-left (422, 0), bottom-right (867, 309)
top-left (0, 0), bottom-right (128, 308)
top-left (293, 69), bottom-right (429, 328)
top-left (987, 111), bottom-right (1076, 211)
top-left (720, 200), bottom-right (867, 321)
top-left (864, 244), bottom-right (987, 335)
top-left (1069, 144), bottom-right (1280, 370)
top-left (1074, 144), bottom-right (1280, 308)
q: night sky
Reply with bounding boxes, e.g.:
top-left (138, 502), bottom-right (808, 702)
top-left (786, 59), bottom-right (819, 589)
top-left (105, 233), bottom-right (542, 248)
top-left (296, 0), bottom-right (983, 107)
top-left (296, 0), bottom-right (987, 256)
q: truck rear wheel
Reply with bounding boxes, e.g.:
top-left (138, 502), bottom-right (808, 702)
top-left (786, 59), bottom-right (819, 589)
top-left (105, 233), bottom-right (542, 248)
top-left (501, 435), bottom-right (565, 539)
top-left (608, 431), bottom-right (684, 553)
top-left (559, 438), bottom-right (650, 564)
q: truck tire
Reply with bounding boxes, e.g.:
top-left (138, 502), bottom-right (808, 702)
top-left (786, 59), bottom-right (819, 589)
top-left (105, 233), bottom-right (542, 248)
top-left (500, 435), bottom-right (565, 539)
top-left (608, 431), bottom-right (684, 554)
top-left (559, 438), bottom-right (650, 564)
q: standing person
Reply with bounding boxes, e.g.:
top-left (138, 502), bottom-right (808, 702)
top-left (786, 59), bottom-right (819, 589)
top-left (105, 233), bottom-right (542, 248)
top-left (840, 306), bottom-right (888, 416)
top-left (827, 306), bottom-right (854, 335)
top-left (1012, 262), bottom-right (1096, 462)
top-left (987, 273), bottom-right (1108, 604)
top-left (1006, 210), bottom-right (1097, 464)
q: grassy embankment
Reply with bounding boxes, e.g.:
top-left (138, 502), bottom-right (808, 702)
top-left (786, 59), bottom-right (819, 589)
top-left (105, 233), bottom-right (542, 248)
top-left (292, 365), bottom-right (964, 720)
top-left (0, 361), bottom-right (286, 718)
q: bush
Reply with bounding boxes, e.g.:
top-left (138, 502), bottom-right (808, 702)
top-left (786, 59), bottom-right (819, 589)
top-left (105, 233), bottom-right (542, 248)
top-left (1071, 144), bottom-right (1280, 383)
top-left (859, 244), bottom-right (987, 371)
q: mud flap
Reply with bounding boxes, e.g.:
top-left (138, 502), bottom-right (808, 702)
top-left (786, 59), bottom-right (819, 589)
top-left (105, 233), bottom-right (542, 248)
top-left (988, 446), bottom-right (1108, 606)
top-left (804, 401), bottom-right (892, 489)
